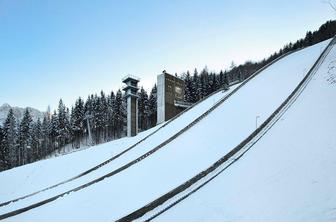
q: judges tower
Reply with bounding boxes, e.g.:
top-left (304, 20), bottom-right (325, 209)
top-left (157, 71), bottom-right (190, 124)
top-left (122, 75), bottom-right (140, 137)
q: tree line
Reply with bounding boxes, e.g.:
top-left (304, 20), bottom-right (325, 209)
top-left (0, 20), bottom-right (335, 172)
top-left (182, 20), bottom-right (336, 102)
top-left (0, 86), bottom-right (158, 171)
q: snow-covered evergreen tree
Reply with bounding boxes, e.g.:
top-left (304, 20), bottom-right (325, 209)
top-left (200, 67), bottom-right (209, 98)
top-left (223, 71), bottom-right (229, 89)
top-left (192, 69), bottom-right (200, 103)
top-left (31, 118), bottom-right (43, 161)
top-left (2, 109), bottom-right (17, 169)
top-left (18, 109), bottom-right (33, 164)
top-left (96, 91), bottom-right (108, 142)
top-left (49, 111), bottom-right (59, 150)
top-left (57, 99), bottom-right (70, 148)
top-left (148, 84), bottom-right (157, 128)
top-left (107, 91), bottom-right (116, 139)
top-left (71, 97), bottom-right (84, 148)
top-left (114, 90), bottom-right (125, 138)
top-left (184, 71), bottom-right (193, 103)
top-left (138, 87), bottom-right (149, 131)
top-left (0, 125), bottom-right (5, 170)
top-left (41, 116), bottom-right (51, 155)
top-left (219, 70), bottom-right (224, 86)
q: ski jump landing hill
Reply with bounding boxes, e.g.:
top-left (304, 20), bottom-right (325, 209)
top-left (0, 37), bottom-right (335, 222)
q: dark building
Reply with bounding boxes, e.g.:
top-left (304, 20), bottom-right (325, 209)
top-left (157, 71), bottom-right (190, 124)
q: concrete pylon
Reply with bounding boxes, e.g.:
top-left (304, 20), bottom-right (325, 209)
top-left (122, 75), bottom-right (140, 137)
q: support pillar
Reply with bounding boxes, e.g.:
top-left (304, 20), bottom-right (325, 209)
top-left (122, 75), bottom-right (140, 137)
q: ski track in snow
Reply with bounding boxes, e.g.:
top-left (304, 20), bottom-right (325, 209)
top-left (0, 88), bottom-right (230, 204)
top-left (0, 39), bottom-right (333, 222)
top-left (155, 40), bottom-right (336, 222)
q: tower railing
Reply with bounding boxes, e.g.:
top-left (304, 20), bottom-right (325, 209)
top-left (122, 74), bottom-right (140, 82)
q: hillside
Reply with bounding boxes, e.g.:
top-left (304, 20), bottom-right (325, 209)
top-left (0, 39), bottom-right (335, 222)
top-left (156, 38), bottom-right (336, 222)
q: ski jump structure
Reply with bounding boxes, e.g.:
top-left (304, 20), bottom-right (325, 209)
top-left (1, 37), bottom-right (334, 220)
top-left (117, 36), bottom-right (336, 221)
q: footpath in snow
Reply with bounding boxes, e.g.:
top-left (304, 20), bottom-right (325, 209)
top-left (0, 40), bottom-right (330, 222)
top-left (156, 40), bottom-right (336, 222)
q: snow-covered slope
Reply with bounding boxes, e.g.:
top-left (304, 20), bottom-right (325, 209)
top-left (0, 39), bottom-right (333, 222)
top-left (155, 41), bottom-right (336, 221)
top-left (0, 124), bottom-right (160, 200)
top-left (0, 84), bottom-right (232, 203)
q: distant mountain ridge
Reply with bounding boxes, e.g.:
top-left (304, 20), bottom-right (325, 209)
top-left (0, 103), bottom-right (46, 124)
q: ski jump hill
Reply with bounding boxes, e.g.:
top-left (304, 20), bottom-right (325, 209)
top-left (0, 37), bottom-right (335, 222)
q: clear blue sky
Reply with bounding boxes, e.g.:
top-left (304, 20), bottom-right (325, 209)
top-left (0, 0), bottom-right (334, 111)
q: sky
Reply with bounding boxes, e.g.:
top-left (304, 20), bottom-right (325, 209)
top-left (0, 0), bottom-right (335, 111)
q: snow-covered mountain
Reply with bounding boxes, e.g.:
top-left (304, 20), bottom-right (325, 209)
top-left (0, 103), bottom-right (46, 124)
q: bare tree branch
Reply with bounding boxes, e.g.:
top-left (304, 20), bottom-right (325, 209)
top-left (330, 1), bottom-right (336, 10)
top-left (322, 0), bottom-right (336, 11)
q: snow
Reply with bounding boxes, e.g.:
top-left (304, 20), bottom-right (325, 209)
top-left (155, 40), bottom-right (336, 221)
top-left (0, 39), bottom-right (333, 222)
top-left (0, 83), bottom-right (231, 203)
top-left (0, 124), bottom-right (160, 201)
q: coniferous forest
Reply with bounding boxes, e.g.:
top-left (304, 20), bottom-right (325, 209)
top-left (0, 20), bottom-right (335, 172)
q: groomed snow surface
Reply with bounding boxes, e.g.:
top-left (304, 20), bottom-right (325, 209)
top-left (0, 83), bottom-right (237, 201)
top-left (0, 39), bottom-right (334, 222)
top-left (157, 41), bottom-right (336, 221)
top-left (0, 83), bottom-right (236, 213)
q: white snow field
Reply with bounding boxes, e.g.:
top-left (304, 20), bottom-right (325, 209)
top-left (156, 41), bottom-right (336, 222)
top-left (0, 84), bottom-right (233, 204)
top-left (0, 39), bottom-right (332, 222)
top-left (0, 123), bottom-right (160, 201)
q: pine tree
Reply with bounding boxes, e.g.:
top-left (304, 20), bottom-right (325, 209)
top-left (31, 118), bottom-right (43, 161)
top-left (184, 71), bottom-right (193, 103)
top-left (18, 109), bottom-right (33, 164)
top-left (71, 97), bottom-right (84, 148)
top-left (305, 31), bottom-right (313, 46)
top-left (57, 99), bottom-right (70, 148)
top-left (192, 69), bottom-right (200, 103)
top-left (107, 91), bottom-right (116, 139)
top-left (0, 125), bottom-right (6, 171)
top-left (219, 70), bottom-right (224, 86)
top-left (114, 90), bottom-right (124, 138)
top-left (49, 111), bottom-right (59, 151)
top-left (41, 116), bottom-right (50, 156)
top-left (94, 91), bottom-right (108, 143)
top-left (100, 91), bottom-right (108, 141)
top-left (138, 87), bottom-right (149, 131)
top-left (91, 94), bottom-right (100, 144)
top-left (199, 69), bottom-right (207, 98)
top-left (148, 85), bottom-right (157, 127)
top-left (223, 71), bottom-right (229, 89)
top-left (2, 109), bottom-right (17, 169)
top-left (211, 73), bottom-right (219, 92)
top-left (84, 95), bottom-right (95, 145)
top-left (84, 95), bottom-right (94, 116)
